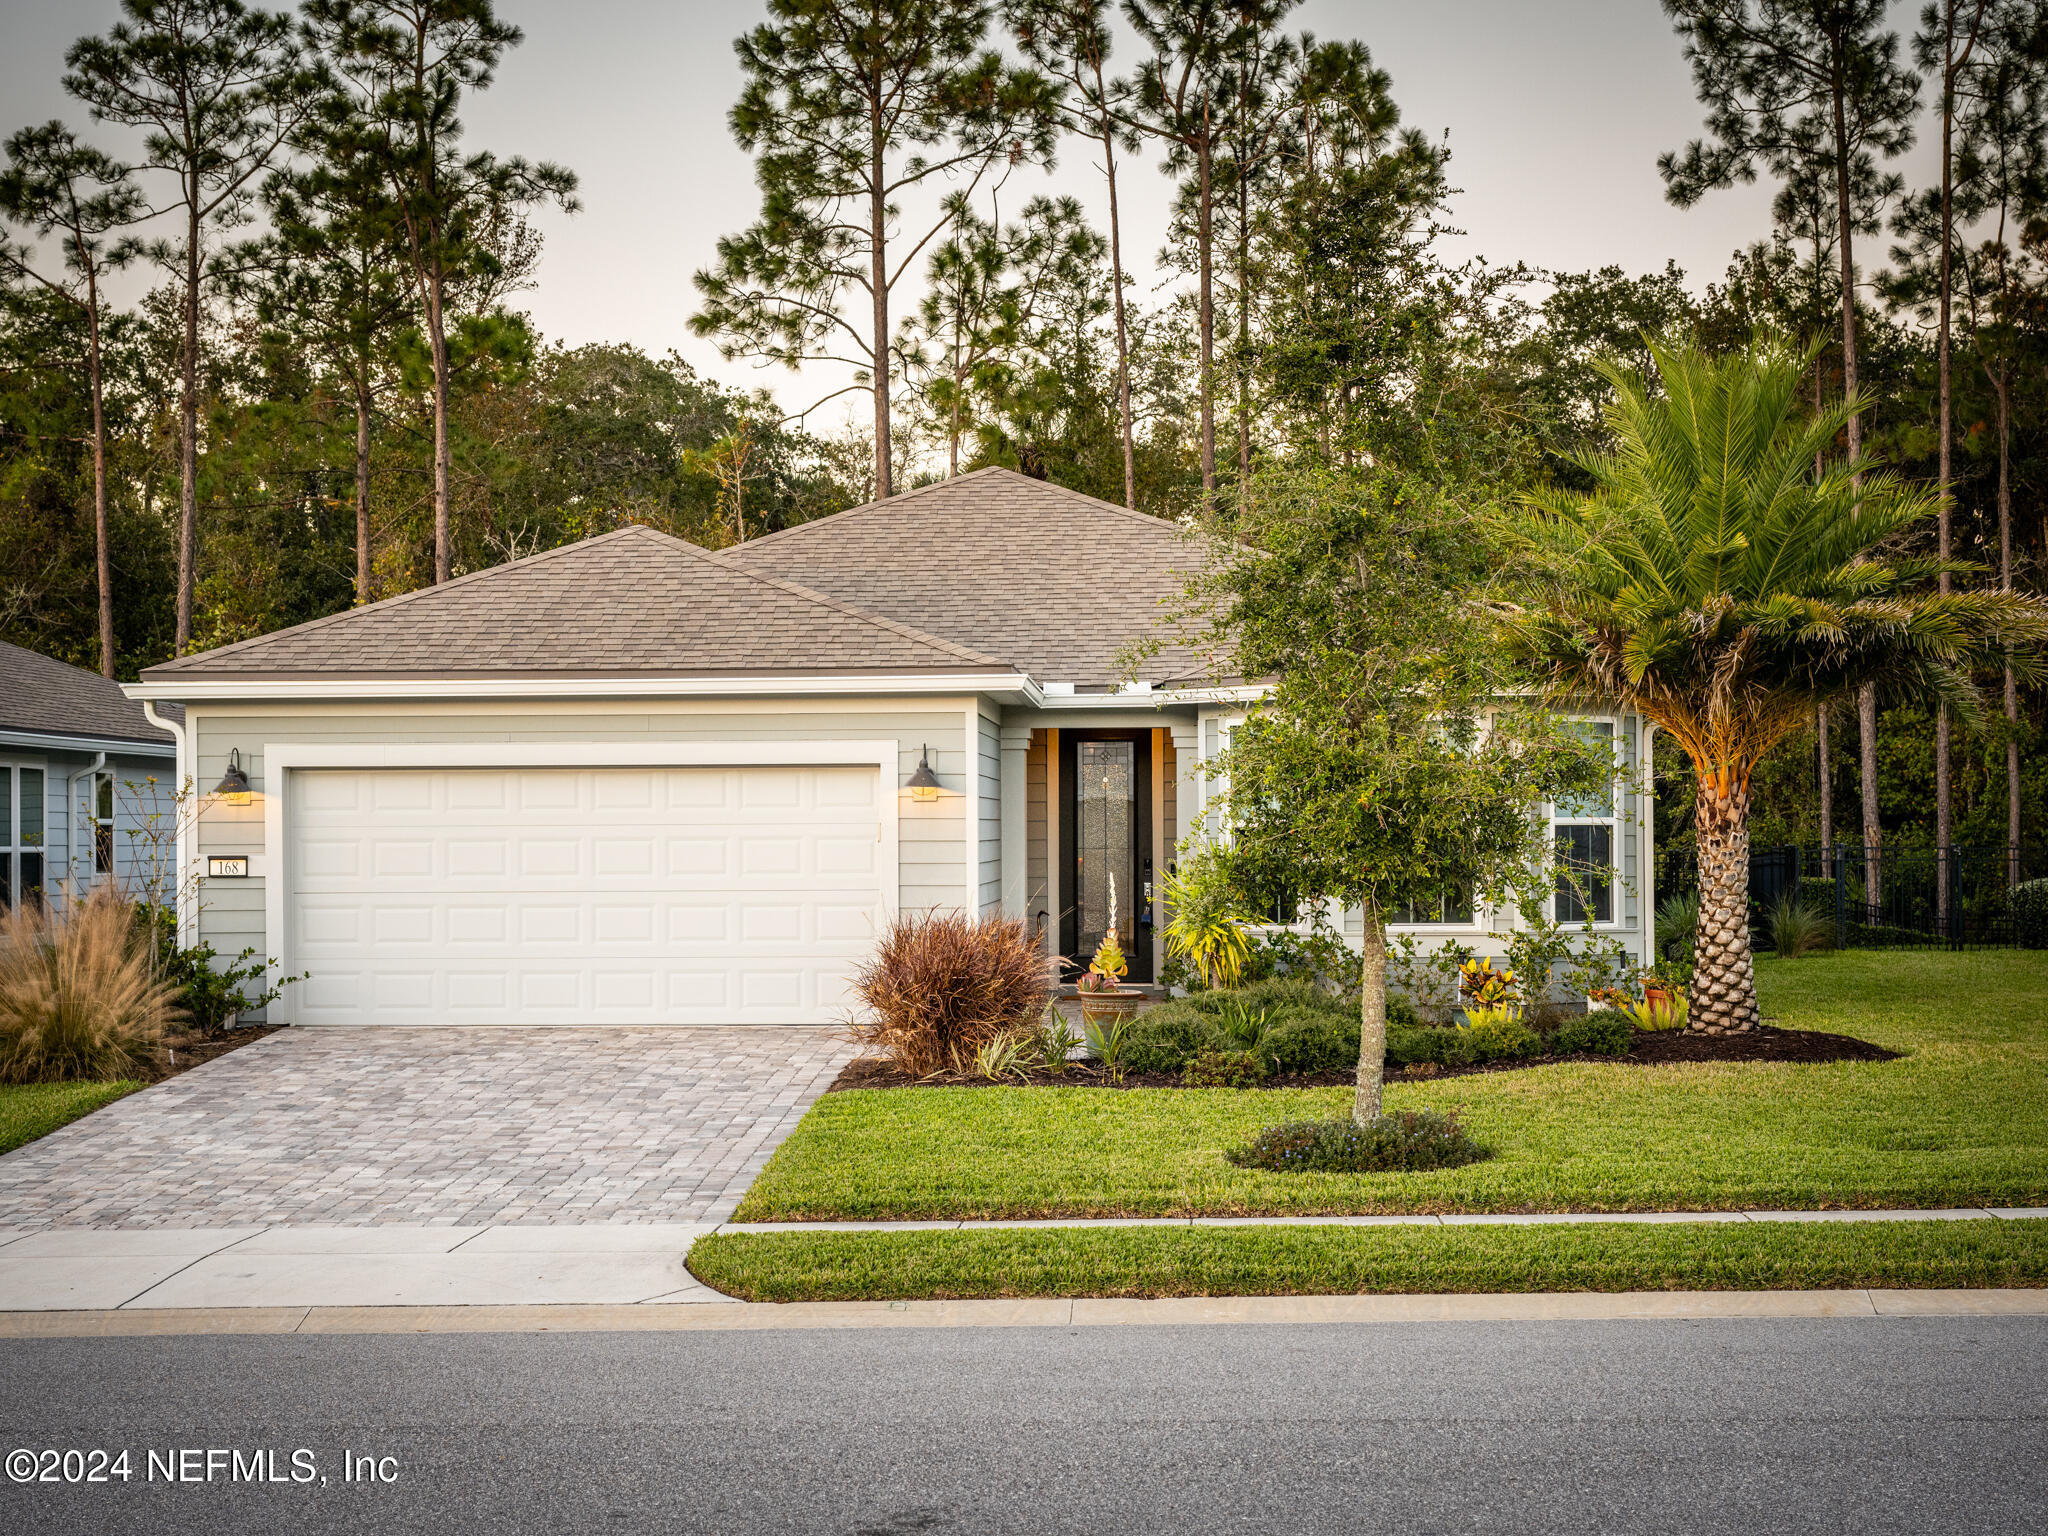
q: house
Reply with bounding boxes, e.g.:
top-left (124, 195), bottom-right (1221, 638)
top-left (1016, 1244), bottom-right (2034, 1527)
top-left (0, 640), bottom-right (178, 913)
top-left (123, 468), bottom-right (1656, 1026)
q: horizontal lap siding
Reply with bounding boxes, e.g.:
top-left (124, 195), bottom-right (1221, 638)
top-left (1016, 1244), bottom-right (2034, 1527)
top-left (978, 709), bottom-right (1001, 915)
top-left (189, 702), bottom-right (974, 963)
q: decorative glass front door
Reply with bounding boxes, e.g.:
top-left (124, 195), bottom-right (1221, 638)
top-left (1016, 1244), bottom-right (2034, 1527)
top-left (1076, 740), bottom-right (1134, 970)
top-left (1060, 732), bottom-right (1152, 981)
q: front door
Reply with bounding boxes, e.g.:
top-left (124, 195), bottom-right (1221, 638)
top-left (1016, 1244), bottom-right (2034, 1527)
top-left (1060, 731), bottom-right (1153, 983)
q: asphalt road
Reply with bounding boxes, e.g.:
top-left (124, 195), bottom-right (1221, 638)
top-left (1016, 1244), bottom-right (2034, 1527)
top-left (1, 1317), bottom-right (2043, 1534)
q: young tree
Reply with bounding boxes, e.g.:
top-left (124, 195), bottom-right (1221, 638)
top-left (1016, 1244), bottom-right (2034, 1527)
top-left (307, 0), bottom-right (578, 586)
top-left (1201, 465), bottom-right (1596, 1124)
top-left (694, 0), bottom-right (1057, 503)
top-left (1511, 337), bottom-right (2046, 1032)
top-left (1119, 0), bottom-right (1295, 506)
top-left (1660, 0), bottom-right (1922, 882)
top-left (0, 123), bottom-right (143, 676)
top-left (64, 0), bottom-right (311, 653)
top-left (1014, 0), bottom-right (1140, 507)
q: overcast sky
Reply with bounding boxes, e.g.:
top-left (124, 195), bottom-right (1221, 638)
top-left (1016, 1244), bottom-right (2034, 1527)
top-left (5, 0), bottom-right (1940, 428)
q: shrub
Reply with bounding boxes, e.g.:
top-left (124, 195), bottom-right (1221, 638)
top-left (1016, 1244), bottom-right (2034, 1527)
top-left (0, 888), bottom-right (182, 1083)
top-left (1182, 1047), bottom-right (1268, 1088)
top-left (851, 911), bottom-right (1051, 1076)
top-left (1262, 1006), bottom-right (1360, 1075)
top-left (1122, 1003), bottom-right (1225, 1074)
top-left (1553, 1011), bottom-right (1636, 1057)
top-left (1460, 1008), bottom-right (1540, 1060)
top-left (2014, 878), bottom-right (2048, 949)
top-left (1228, 1111), bottom-right (1490, 1174)
top-left (1768, 893), bottom-right (1832, 959)
top-left (1386, 1024), bottom-right (1458, 1068)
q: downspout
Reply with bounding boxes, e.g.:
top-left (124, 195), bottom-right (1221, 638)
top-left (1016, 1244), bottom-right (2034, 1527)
top-left (141, 700), bottom-right (194, 945)
top-left (62, 751), bottom-right (107, 900)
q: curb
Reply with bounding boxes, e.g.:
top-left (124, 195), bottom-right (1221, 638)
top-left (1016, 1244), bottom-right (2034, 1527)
top-left (3, 1288), bottom-right (2046, 1338)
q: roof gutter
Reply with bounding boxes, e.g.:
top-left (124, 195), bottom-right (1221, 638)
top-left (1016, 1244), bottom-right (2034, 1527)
top-left (0, 727), bottom-right (175, 757)
top-left (122, 672), bottom-right (1040, 704)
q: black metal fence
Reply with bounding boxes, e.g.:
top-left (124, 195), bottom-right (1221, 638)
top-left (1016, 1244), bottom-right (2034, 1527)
top-left (1655, 844), bottom-right (2046, 950)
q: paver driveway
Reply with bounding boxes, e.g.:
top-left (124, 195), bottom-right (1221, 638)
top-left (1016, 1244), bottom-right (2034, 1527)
top-left (0, 1026), bottom-right (855, 1230)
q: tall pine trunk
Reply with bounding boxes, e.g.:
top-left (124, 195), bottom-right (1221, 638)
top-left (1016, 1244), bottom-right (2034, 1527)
top-left (428, 258), bottom-right (452, 585)
top-left (1095, 71), bottom-right (1135, 511)
top-left (1353, 899), bottom-right (1387, 1124)
top-left (869, 119), bottom-right (892, 501)
top-left (1196, 104), bottom-right (1215, 507)
top-left (175, 201), bottom-right (201, 653)
top-left (1999, 372), bottom-right (2019, 870)
top-left (1832, 79), bottom-right (1882, 903)
top-left (353, 370), bottom-right (373, 606)
top-left (1691, 775), bottom-right (1761, 1033)
top-left (86, 263), bottom-right (113, 678)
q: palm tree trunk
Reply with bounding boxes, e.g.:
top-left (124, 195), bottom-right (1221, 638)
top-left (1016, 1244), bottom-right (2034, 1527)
top-left (1691, 778), bottom-right (1761, 1033)
top-left (1859, 684), bottom-right (1882, 905)
top-left (1354, 899), bottom-right (1387, 1123)
top-left (1817, 705), bottom-right (1831, 855)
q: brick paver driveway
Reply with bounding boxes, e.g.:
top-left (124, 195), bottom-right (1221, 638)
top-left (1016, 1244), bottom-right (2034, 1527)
top-left (0, 1027), bottom-right (855, 1230)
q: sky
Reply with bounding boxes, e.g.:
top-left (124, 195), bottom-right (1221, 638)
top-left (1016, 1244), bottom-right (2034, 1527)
top-left (2, 0), bottom-right (1941, 428)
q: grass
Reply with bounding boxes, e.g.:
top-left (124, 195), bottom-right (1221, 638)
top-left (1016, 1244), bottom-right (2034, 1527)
top-left (737, 951), bottom-right (2048, 1220)
top-left (689, 1217), bottom-right (2048, 1301)
top-left (0, 1080), bottom-right (143, 1156)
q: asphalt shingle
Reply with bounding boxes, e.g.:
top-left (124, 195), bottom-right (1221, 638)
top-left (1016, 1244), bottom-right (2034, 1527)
top-left (0, 641), bottom-right (177, 746)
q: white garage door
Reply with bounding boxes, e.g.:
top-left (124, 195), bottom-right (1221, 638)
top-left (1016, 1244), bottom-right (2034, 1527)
top-left (287, 764), bottom-right (884, 1026)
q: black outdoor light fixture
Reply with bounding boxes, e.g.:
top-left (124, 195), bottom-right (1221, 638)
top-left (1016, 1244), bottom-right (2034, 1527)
top-left (213, 747), bottom-right (252, 804)
top-left (907, 745), bottom-right (942, 801)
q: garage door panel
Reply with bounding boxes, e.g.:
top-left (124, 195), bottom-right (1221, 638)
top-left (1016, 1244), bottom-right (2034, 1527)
top-left (289, 765), bottom-right (886, 1025)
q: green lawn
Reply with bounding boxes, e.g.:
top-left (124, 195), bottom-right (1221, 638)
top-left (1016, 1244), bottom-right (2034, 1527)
top-left (736, 951), bottom-right (2048, 1220)
top-left (691, 1217), bottom-right (2048, 1302)
top-left (0, 1081), bottom-right (143, 1157)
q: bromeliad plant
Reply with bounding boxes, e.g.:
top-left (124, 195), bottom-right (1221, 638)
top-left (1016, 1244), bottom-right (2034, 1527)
top-left (1508, 336), bottom-right (2048, 1033)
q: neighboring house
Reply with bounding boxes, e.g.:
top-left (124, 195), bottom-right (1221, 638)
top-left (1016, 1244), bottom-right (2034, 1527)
top-left (124, 468), bottom-right (1655, 1026)
top-left (0, 640), bottom-right (179, 913)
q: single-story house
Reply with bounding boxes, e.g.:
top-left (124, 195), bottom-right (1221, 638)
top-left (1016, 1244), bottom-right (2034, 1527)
top-left (124, 468), bottom-right (1656, 1026)
top-left (1, 639), bottom-right (178, 913)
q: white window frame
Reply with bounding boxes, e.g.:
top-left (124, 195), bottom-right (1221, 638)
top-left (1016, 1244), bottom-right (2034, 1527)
top-left (0, 760), bottom-right (48, 910)
top-left (1550, 716), bottom-right (1622, 929)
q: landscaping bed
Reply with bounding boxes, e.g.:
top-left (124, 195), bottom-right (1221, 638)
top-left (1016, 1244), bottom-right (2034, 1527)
top-left (826, 1020), bottom-right (1897, 1092)
top-left (146, 1021), bottom-right (282, 1083)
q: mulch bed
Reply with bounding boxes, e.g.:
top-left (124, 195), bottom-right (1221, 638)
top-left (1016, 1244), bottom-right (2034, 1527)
top-left (144, 1022), bottom-right (284, 1083)
top-left (825, 1023), bottom-right (1899, 1093)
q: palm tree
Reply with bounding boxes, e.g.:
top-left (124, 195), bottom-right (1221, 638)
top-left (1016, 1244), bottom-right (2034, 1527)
top-left (1509, 336), bottom-right (2047, 1034)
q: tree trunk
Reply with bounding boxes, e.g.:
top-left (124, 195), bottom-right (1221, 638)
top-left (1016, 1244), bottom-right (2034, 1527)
top-left (175, 202), bottom-right (201, 654)
top-left (1097, 80), bottom-right (1135, 511)
top-left (86, 264), bottom-right (113, 678)
top-left (428, 258), bottom-right (452, 585)
top-left (1353, 899), bottom-right (1387, 1124)
top-left (1832, 77), bottom-right (1882, 896)
top-left (1935, 16), bottom-right (1958, 920)
top-left (870, 122), bottom-right (892, 501)
top-left (1690, 777), bottom-right (1761, 1033)
top-left (1858, 683), bottom-right (1882, 903)
top-left (353, 374), bottom-right (373, 606)
top-left (1817, 704), bottom-right (1831, 855)
top-left (1235, 161), bottom-right (1251, 495)
top-left (1196, 112), bottom-right (1215, 508)
top-left (2000, 371), bottom-right (2019, 872)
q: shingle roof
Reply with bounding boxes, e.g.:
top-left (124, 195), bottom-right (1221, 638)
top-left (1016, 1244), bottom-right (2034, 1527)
top-left (721, 468), bottom-right (1211, 684)
top-left (142, 525), bottom-right (1011, 680)
top-left (0, 641), bottom-right (177, 748)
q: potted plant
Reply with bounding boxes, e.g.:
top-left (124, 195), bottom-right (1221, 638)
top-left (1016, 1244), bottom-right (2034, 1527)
top-left (1077, 879), bottom-right (1145, 1032)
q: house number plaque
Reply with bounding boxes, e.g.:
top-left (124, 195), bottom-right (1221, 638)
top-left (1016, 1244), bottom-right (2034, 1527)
top-left (206, 856), bottom-right (250, 878)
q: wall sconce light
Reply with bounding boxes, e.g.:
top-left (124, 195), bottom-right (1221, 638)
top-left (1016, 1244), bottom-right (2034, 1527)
top-left (907, 745), bottom-right (941, 802)
top-left (213, 748), bottom-right (252, 805)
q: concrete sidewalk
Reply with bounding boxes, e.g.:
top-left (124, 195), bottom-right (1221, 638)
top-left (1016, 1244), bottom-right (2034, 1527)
top-left (0, 1223), bottom-right (726, 1310)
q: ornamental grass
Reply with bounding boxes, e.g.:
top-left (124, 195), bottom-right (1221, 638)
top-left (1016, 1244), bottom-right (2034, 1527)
top-left (850, 910), bottom-right (1052, 1077)
top-left (0, 887), bottom-right (182, 1083)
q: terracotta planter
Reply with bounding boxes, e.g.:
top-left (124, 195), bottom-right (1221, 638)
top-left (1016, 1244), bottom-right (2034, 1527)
top-left (1642, 981), bottom-right (1672, 1010)
top-left (1077, 990), bottom-right (1144, 1031)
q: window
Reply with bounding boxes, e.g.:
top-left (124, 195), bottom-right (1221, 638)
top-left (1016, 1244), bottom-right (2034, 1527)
top-left (94, 773), bottom-right (115, 876)
top-left (1389, 886), bottom-right (1475, 926)
top-left (1552, 720), bottom-right (1617, 924)
top-left (1, 764), bottom-right (46, 911)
